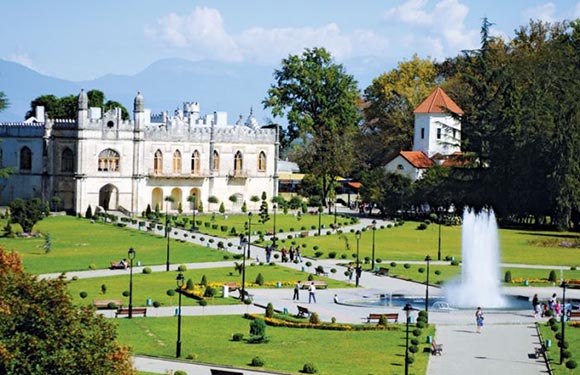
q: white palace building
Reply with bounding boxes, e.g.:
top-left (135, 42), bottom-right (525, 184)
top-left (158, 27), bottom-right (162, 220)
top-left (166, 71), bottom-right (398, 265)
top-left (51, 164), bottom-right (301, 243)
top-left (0, 90), bottom-right (279, 215)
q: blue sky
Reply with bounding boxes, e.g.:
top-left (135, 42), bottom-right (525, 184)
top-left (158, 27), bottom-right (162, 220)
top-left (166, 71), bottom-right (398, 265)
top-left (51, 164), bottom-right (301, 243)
top-left (1, 0), bottom-right (580, 81)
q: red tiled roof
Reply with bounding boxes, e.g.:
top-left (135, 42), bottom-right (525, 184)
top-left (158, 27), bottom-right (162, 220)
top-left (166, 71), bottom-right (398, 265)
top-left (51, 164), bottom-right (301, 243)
top-left (400, 151), bottom-right (434, 168)
top-left (413, 87), bottom-right (464, 115)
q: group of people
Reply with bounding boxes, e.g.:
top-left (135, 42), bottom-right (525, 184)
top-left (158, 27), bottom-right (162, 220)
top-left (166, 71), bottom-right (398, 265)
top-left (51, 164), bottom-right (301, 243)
top-left (292, 281), bottom-right (317, 303)
top-left (346, 264), bottom-right (363, 282)
top-left (532, 293), bottom-right (563, 318)
top-left (269, 245), bottom-right (302, 263)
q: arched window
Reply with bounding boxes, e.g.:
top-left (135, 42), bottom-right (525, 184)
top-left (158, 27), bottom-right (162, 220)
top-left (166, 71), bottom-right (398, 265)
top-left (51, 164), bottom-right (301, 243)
top-left (20, 146), bottom-right (32, 171)
top-left (98, 149), bottom-right (120, 172)
top-left (234, 151), bottom-right (243, 173)
top-left (191, 150), bottom-right (200, 174)
top-left (213, 150), bottom-right (219, 171)
top-left (173, 150), bottom-right (182, 174)
top-left (258, 151), bottom-right (267, 172)
top-left (61, 147), bottom-right (74, 173)
top-left (154, 150), bottom-right (163, 174)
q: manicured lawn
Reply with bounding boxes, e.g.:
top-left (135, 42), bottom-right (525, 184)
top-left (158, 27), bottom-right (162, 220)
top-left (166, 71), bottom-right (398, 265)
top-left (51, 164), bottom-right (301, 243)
top-left (537, 322), bottom-right (580, 374)
top-left (0, 216), bottom-right (227, 274)
top-left (116, 314), bottom-right (434, 375)
top-left (67, 265), bottom-right (351, 307)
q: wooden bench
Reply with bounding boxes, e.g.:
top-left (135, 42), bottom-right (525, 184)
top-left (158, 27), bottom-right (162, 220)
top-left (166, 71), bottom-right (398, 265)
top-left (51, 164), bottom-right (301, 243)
top-left (93, 299), bottom-right (123, 309)
top-left (210, 369), bottom-right (243, 375)
top-left (223, 282), bottom-right (239, 292)
top-left (297, 305), bottom-right (311, 318)
top-left (115, 307), bottom-right (147, 318)
top-left (110, 262), bottom-right (128, 270)
top-left (376, 267), bottom-right (389, 276)
top-left (432, 340), bottom-right (443, 355)
top-left (301, 280), bottom-right (328, 289)
top-left (266, 229), bottom-right (274, 236)
top-left (569, 311), bottom-right (580, 320)
top-left (367, 313), bottom-right (399, 323)
top-left (315, 267), bottom-right (329, 277)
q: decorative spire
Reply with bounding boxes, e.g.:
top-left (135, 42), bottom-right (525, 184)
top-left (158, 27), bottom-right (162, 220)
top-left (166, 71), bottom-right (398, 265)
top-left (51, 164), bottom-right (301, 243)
top-left (134, 91), bottom-right (144, 113)
top-left (78, 89), bottom-right (88, 111)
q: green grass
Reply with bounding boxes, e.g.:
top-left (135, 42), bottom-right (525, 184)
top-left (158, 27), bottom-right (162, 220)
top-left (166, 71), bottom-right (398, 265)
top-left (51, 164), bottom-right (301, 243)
top-left (537, 322), bottom-right (580, 374)
top-left (0, 216), bottom-right (228, 274)
top-left (67, 265), bottom-right (351, 307)
top-left (115, 315), bottom-right (433, 375)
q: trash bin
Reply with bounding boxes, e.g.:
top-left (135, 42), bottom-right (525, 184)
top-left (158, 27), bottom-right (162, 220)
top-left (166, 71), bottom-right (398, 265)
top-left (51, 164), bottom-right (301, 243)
top-left (137, 260), bottom-right (141, 267)
top-left (427, 335), bottom-right (433, 344)
top-left (146, 298), bottom-right (152, 306)
top-left (175, 308), bottom-right (180, 316)
top-left (222, 285), bottom-right (229, 298)
top-left (276, 281), bottom-right (282, 288)
top-left (546, 339), bottom-right (551, 348)
top-left (524, 279), bottom-right (529, 286)
top-left (283, 308), bottom-right (288, 314)
top-left (301, 266), bottom-right (305, 272)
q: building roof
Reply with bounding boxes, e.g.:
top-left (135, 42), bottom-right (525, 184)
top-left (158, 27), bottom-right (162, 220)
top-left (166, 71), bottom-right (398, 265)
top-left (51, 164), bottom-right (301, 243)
top-left (400, 151), bottom-right (434, 168)
top-left (413, 87), bottom-right (464, 115)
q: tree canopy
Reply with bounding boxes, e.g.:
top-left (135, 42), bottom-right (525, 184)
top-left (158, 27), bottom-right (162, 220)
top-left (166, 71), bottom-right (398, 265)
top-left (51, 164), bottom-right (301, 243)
top-left (8, 198), bottom-right (45, 233)
top-left (0, 248), bottom-right (135, 374)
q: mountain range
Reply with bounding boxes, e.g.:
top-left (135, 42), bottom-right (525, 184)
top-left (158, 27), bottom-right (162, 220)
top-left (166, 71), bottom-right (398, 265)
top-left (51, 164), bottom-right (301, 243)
top-left (0, 57), bottom-right (387, 123)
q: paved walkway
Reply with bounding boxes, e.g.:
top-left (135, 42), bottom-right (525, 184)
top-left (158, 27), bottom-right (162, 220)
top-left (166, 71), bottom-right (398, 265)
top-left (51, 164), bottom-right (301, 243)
top-left (40, 214), bottom-right (580, 375)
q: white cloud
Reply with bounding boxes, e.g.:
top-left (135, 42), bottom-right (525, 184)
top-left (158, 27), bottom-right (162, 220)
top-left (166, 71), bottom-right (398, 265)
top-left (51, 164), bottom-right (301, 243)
top-left (146, 7), bottom-right (389, 64)
top-left (383, 0), bottom-right (478, 57)
top-left (5, 52), bottom-right (36, 70)
top-left (145, 7), bottom-right (243, 62)
top-left (523, 2), bottom-right (556, 23)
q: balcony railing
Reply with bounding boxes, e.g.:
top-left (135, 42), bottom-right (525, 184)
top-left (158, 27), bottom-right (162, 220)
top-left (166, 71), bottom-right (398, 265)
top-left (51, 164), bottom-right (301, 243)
top-left (148, 169), bottom-right (209, 178)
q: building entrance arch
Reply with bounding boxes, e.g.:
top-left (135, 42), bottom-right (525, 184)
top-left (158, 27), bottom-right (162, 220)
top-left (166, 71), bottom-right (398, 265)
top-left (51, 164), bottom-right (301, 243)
top-left (99, 184), bottom-right (119, 210)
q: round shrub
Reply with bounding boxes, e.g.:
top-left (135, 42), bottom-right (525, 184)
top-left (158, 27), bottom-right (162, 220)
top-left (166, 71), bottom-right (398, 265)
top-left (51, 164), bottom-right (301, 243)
top-left (341, 254), bottom-right (348, 259)
top-left (434, 270), bottom-right (441, 275)
top-left (417, 223), bottom-right (428, 230)
top-left (273, 254), bottom-right (280, 259)
top-left (504, 270), bottom-right (512, 283)
top-left (416, 321), bottom-right (426, 329)
top-left (555, 332), bottom-right (563, 340)
top-left (558, 341), bottom-right (569, 349)
top-left (152, 301), bottom-right (161, 308)
top-left (305, 261), bottom-right (313, 267)
top-left (122, 290), bottom-right (130, 297)
top-left (411, 338), bottom-right (419, 346)
top-left (88, 263), bottom-right (97, 270)
top-left (166, 289), bottom-right (176, 296)
top-left (199, 300), bottom-right (208, 307)
top-left (302, 363), bottom-right (318, 374)
top-left (142, 267), bottom-right (152, 274)
top-left (406, 356), bottom-right (414, 364)
top-left (566, 359), bottom-right (577, 369)
top-left (550, 322), bottom-right (559, 331)
top-left (418, 267), bottom-right (425, 273)
top-left (409, 345), bottom-right (419, 354)
top-left (203, 286), bottom-right (216, 298)
top-left (450, 260), bottom-right (459, 266)
top-left (71, 276), bottom-right (79, 281)
top-left (79, 291), bottom-right (88, 299)
top-left (244, 298), bottom-right (252, 305)
top-left (548, 270), bottom-right (557, 282)
top-left (223, 255), bottom-right (230, 260)
top-left (232, 333), bottom-right (244, 342)
top-left (186, 353), bottom-right (198, 360)
top-left (412, 328), bottom-right (422, 337)
top-left (314, 251), bottom-right (324, 258)
top-left (265, 303), bottom-right (274, 318)
top-left (404, 263), bottom-right (411, 269)
top-left (309, 312), bottom-right (321, 325)
top-left (251, 356), bottom-right (265, 367)
top-left (562, 350), bottom-right (572, 359)
top-left (376, 258), bottom-right (382, 263)
top-left (174, 371), bottom-right (187, 375)
top-left (328, 251), bottom-right (337, 259)
top-left (545, 310), bottom-right (554, 318)
top-left (390, 261), bottom-right (397, 267)
top-left (178, 264), bottom-right (187, 272)
top-left (313, 245), bottom-right (319, 251)
top-left (330, 268), bottom-right (337, 273)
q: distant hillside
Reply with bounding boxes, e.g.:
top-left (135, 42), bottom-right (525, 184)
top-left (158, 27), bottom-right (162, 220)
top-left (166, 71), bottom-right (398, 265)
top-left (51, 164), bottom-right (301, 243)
top-left (0, 57), bottom-right (386, 122)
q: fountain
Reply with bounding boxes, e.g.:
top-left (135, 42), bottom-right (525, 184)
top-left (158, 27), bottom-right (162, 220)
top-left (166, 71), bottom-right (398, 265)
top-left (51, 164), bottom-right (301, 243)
top-left (445, 207), bottom-right (507, 308)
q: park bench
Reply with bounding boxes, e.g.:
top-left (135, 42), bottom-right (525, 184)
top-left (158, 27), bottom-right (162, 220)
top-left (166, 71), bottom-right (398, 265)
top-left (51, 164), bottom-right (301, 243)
top-left (93, 299), bottom-right (123, 309)
top-left (432, 340), bottom-right (443, 355)
top-left (110, 262), bottom-right (128, 270)
top-left (237, 289), bottom-right (254, 300)
top-left (210, 369), bottom-right (243, 375)
top-left (376, 267), bottom-right (389, 276)
top-left (297, 305), bottom-right (311, 318)
top-left (300, 231), bottom-right (309, 237)
top-left (223, 282), bottom-right (239, 292)
top-left (266, 229), bottom-right (274, 236)
top-left (115, 307), bottom-right (147, 318)
top-left (300, 280), bottom-right (328, 289)
top-left (366, 313), bottom-right (399, 323)
top-left (569, 311), bottom-right (580, 320)
top-left (315, 267), bottom-right (329, 277)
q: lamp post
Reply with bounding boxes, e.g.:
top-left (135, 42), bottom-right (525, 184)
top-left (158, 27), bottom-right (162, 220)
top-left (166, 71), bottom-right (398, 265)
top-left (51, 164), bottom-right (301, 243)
top-left (371, 220), bottom-right (377, 271)
top-left (175, 272), bottom-right (184, 358)
top-left (425, 255), bottom-right (431, 322)
top-left (437, 217), bottom-right (442, 261)
top-left (128, 247), bottom-right (136, 319)
top-left (317, 205), bottom-right (323, 236)
top-left (334, 200), bottom-right (337, 225)
top-left (355, 230), bottom-right (361, 287)
top-left (560, 281), bottom-right (568, 365)
top-left (272, 204), bottom-right (277, 249)
top-left (241, 212), bottom-right (252, 303)
top-left (403, 303), bottom-right (412, 375)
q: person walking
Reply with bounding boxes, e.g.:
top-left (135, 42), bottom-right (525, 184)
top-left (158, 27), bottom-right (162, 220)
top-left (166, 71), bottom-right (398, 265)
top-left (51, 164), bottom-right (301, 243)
top-left (293, 281), bottom-right (301, 301)
top-left (308, 282), bottom-right (316, 303)
top-left (532, 293), bottom-right (540, 318)
top-left (475, 307), bottom-right (484, 333)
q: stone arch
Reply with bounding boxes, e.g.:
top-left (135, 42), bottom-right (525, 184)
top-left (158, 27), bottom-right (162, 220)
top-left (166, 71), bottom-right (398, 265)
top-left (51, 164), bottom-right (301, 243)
top-left (170, 188), bottom-right (182, 211)
top-left (258, 151), bottom-right (267, 172)
top-left (98, 148), bottom-right (120, 172)
top-left (61, 147), bottom-right (74, 172)
top-left (154, 149), bottom-right (163, 174)
top-left (188, 188), bottom-right (201, 210)
top-left (99, 184), bottom-right (119, 210)
top-left (151, 187), bottom-right (163, 211)
top-left (20, 146), bottom-right (32, 171)
top-left (234, 151), bottom-right (243, 173)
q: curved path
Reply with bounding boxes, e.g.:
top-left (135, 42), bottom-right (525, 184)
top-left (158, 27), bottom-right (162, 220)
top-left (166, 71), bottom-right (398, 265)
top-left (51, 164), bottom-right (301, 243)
top-left (41, 215), bottom-right (579, 375)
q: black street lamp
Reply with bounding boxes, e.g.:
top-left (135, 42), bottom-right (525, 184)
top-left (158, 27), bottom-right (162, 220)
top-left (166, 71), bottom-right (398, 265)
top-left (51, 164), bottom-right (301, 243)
top-left (355, 230), bottom-right (361, 287)
top-left (176, 272), bottom-right (185, 358)
top-left (128, 247), bottom-right (136, 319)
top-left (317, 205), bottom-right (323, 236)
top-left (371, 220), bottom-right (377, 271)
top-left (334, 200), bottom-right (337, 225)
top-left (425, 255), bottom-right (431, 322)
top-left (403, 303), bottom-right (413, 375)
top-left (560, 281), bottom-right (568, 365)
top-left (241, 212), bottom-right (252, 302)
top-left (272, 204), bottom-right (277, 249)
top-left (437, 217), bottom-right (442, 261)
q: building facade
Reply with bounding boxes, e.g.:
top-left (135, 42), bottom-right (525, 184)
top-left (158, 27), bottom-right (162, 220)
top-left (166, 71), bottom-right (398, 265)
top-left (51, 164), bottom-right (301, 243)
top-left (0, 90), bottom-right (279, 215)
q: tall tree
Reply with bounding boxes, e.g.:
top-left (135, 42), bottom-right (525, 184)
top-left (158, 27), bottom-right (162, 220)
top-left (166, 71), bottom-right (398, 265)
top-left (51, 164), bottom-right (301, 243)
top-left (8, 198), bottom-right (45, 233)
top-left (26, 90), bottom-right (129, 120)
top-left (264, 47), bottom-right (361, 205)
top-left (0, 248), bottom-right (135, 375)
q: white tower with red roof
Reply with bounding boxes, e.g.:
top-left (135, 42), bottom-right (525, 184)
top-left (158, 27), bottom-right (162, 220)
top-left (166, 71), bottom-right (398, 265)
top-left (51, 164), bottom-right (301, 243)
top-left (413, 87), bottom-right (463, 158)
